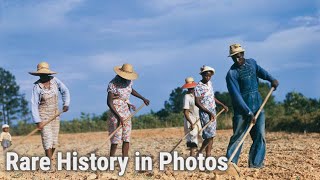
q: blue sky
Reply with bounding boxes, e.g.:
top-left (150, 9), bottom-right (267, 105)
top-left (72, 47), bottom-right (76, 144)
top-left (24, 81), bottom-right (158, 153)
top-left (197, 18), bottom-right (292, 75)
top-left (0, 0), bottom-right (319, 120)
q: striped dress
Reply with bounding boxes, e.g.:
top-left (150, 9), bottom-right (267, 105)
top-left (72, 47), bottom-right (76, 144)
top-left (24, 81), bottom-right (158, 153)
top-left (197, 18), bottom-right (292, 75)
top-left (37, 79), bottom-right (60, 150)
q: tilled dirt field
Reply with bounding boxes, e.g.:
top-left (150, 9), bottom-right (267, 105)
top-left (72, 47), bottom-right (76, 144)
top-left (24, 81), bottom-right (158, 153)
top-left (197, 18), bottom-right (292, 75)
top-left (0, 128), bottom-right (319, 179)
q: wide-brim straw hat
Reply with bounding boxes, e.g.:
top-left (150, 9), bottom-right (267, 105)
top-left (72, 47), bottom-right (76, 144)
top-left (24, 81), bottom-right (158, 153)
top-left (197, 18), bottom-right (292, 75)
top-left (29, 62), bottom-right (57, 76)
top-left (113, 63), bottom-right (138, 80)
top-left (199, 65), bottom-right (215, 75)
top-left (2, 124), bottom-right (9, 129)
top-left (228, 43), bottom-right (245, 57)
top-left (182, 77), bottom-right (197, 89)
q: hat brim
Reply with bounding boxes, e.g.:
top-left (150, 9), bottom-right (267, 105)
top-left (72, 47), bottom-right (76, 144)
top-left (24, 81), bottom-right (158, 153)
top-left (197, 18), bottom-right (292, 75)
top-left (29, 70), bottom-right (57, 76)
top-left (182, 82), bottom-right (197, 89)
top-left (228, 49), bottom-right (245, 57)
top-left (199, 69), bottom-right (215, 75)
top-left (113, 66), bottom-right (138, 80)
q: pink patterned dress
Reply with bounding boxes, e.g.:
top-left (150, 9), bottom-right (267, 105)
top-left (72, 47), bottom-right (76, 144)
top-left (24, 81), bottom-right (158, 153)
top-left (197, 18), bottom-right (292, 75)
top-left (107, 76), bottom-right (133, 144)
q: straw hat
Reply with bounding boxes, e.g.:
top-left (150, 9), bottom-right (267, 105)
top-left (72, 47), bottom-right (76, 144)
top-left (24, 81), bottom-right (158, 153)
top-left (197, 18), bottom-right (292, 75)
top-left (2, 124), bottom-right (9, 129)
top-left (228, 43), bottom-right (245, 57)
top-left (199, 65), bottom-right (215, 75)
top-left (113, 64), bottom-right (138, 80)
top-left (182, 77), bottom-right (197, 89)
top-left (29, 62), bottom-right (57, 76)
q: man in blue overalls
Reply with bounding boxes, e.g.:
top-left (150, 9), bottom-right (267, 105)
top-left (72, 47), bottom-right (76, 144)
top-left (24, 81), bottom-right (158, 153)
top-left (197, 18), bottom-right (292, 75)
top-left (225, 44), bottom-right (279, 168)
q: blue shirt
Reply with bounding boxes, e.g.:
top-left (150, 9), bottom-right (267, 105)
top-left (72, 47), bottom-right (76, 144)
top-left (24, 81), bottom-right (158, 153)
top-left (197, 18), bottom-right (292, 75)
top-left (31, 77), bottom-right (70, 123)
top-left (226, 58), bottom-right (275, 116)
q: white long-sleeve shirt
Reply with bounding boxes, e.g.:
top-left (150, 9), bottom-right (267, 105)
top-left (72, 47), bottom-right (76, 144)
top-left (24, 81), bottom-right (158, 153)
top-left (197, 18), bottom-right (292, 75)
top-left (31, 77), bottom-right (70, 123)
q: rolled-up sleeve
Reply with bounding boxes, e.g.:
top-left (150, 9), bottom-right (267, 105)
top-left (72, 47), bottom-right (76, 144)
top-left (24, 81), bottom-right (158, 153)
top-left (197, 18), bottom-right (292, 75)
top-left (55, 77), bottom-right (70, 106)
top-left (226, 71), bottom-right (253, 116)
top-left (31, 85), bottom-right (41, 123)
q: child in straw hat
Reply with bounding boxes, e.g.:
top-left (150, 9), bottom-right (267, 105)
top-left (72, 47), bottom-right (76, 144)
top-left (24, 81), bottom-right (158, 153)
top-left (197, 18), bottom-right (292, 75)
top-left (0, 124), bottom-right (12, 151)
top-left (182, 77), bottom-right (201, 156)
top-left (195, 65), bottom-right (228, 157)
top-left (107, 63), bottom-right (150, 157)
top-left (29, 62), bottom-right (70, 160)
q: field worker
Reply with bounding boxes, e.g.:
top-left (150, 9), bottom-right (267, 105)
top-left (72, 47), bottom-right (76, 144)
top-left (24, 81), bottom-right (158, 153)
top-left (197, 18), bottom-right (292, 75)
top-left (195, 65), bottom-right (228, 157)
top-left (0, 124), bottom-right (12, 151)
top-left (107, 63), bottom-right (150, 157)
top-left (182, 77), bottom-right (201, 156)
top-left (30, 62), bottom-right (70, 160)
top-left (225, 44), bottom-right (279, 168)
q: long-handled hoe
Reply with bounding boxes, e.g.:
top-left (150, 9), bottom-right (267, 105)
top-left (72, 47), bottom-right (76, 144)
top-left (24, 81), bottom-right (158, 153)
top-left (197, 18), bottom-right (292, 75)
top-left (167, 108), bottom-right (226, 155)
top-left (88, 103), bottom-right (145, 155)
top-left (225, 87), bottom-right (275, 177)
top-left (5, 111), bottom-right (63, 153)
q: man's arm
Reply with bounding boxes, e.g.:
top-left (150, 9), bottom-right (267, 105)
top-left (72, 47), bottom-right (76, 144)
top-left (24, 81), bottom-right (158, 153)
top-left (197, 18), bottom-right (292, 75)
top-left (254, 59), bottom-right (279, 89)
top-left (226, 72), bottom-right (253, 116)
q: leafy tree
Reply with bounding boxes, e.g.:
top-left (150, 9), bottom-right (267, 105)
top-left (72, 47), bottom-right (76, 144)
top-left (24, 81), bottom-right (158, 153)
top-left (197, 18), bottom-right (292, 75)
top-left (258, 82), bottom-right (277, 108)
top-left (156, 87), bottom-right (186, 118)
top-left (100, 110), bottom-right (111, 121)
top-left (19, 94), bottom-right (31, 123)
top-left (282, 91), bottom-right (320, 132)
top-left (215, 91), bottom-right (233, 113)
top-left (166, 87), bottom-right (186, 113)
top-left (284, 92), bottom-right (310, 115)
top-left (0, 67), bottom-right (30, 125)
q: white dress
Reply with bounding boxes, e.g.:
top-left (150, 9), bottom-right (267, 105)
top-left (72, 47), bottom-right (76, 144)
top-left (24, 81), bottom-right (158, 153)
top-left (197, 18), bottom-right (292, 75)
top-left (183, 93), bottom-right (201, 147)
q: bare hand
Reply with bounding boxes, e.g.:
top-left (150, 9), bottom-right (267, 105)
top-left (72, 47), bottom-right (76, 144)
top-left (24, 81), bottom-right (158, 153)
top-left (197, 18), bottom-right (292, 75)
top-left (251, 116), bottom-right (256, 124)
top-left (189, 124), bottom-right (195, 131)
top-left (36, 122), bottom-right (44, 130)
top-left (271, 80), bottom-right (279, 90)
top-left (128, 104), bottom-right (136, 111)
top-left (143, 98), bottom-right (150, 106)
top-left (210, 113), bottom-right (216, 121)
top-left (117, 116), bottom-right (124, 127)
top-left (63, 106), bottom-right (69, 112)
top-left (223, 105), bottom-right (229, 112)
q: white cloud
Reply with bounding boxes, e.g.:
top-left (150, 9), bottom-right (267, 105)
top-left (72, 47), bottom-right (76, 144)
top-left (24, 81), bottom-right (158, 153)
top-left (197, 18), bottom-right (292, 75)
top-left (246, 25), bottom-right (320, 71)
top-left (1, 0), bottom-right (320, 117)
top-left (87, 50), bottom-right (178, 72)
top-left (88, 53), bottom-right (126, 72)
top-left (96, 0), bottom-right (316, 44)
top-left (0, 0), bottom-right (84, 31)
top-left (142, 0), bottom-right (197, 12)
top-left (90, 23), bottom-right (320, 73)
top-left (292, 15), bottom-right (320, 26)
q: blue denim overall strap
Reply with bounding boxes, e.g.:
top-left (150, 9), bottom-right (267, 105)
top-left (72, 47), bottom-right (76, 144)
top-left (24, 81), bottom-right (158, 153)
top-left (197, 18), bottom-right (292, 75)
top-left (237, 59), bottom-right (262, 114)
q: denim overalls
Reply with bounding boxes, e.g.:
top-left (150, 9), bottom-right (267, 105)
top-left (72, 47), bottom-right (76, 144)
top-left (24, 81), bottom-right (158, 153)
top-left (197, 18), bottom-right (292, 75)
top-left (225, 58), bottom-right (274, 168)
